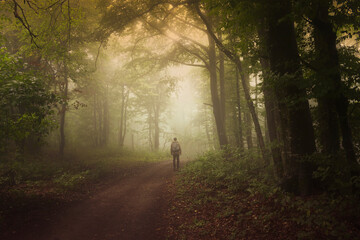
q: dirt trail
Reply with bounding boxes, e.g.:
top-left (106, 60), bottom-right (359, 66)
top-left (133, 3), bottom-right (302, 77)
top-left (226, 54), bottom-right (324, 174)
top-left (10, 160), bottom-right (175, 240)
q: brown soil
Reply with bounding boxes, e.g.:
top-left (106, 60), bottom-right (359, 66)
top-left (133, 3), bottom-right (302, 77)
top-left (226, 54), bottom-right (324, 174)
top-left (4, 160), bottom-right (175, 240)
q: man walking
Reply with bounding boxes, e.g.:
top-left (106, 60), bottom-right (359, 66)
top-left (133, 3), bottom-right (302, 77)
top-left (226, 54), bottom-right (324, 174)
top-left (171, 137), bottom-right (182, 171)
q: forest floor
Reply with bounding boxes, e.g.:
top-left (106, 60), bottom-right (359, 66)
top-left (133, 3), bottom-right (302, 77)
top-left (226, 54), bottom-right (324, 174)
top-left (165, 153), bottom-right (360, 240)
top-left (2, 152), bottom-right (359, 240)
top-left (1, 159), bottom-right (176, 240)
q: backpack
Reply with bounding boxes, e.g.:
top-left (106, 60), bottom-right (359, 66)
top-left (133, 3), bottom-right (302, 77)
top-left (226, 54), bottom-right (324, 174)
top-left (171, 142), bottom-right (180, 152)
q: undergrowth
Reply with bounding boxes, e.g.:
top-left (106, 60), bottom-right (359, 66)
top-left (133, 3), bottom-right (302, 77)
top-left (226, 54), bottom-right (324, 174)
top-left (167, 149), bottom-right (360, 240)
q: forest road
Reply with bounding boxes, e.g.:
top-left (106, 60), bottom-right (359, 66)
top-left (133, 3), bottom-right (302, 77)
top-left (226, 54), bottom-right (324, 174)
top-left (14, 160), bottom-right (177, 240)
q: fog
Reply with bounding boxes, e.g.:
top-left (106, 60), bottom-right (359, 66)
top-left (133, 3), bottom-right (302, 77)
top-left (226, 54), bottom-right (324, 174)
top-left (50, 33), bottom-right (215, 158)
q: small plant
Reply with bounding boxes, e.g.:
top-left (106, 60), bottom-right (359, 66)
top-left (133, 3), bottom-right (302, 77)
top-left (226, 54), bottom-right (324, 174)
top-left (54, 170), bottom-right (90, 191)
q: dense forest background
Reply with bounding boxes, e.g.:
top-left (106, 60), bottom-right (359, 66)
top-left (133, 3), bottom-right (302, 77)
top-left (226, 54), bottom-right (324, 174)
top-left (1, 0), bottom-right (360, 239)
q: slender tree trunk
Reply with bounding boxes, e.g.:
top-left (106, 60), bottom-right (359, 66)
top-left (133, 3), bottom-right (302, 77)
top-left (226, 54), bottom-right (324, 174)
top-left (59, 0), bottom-right (71, 157)
top-left (243, 71), bottom-right (253, 150)
top-left (97, 98), bottom-right (104, 146)
top-left (119, 85), bottom-right (129, 147)
top-left (59, 107), bottom-right (66, 156)
top-left (208, 34), bottom-right (228, 147)
top-left (102, 85), bottom-right (109, 146)
top-left (119, 84), bottom-right (125, 147)
top-left (59, 61), bottom-right (68, 157)
top-left (235, 67), bottom-right (244, 151)
top-left (204, 105), bottom-right (212, 147)
top-left (266, 0), bottom-right (316, 195)
top-left (337, 98), bottom-right (356, 164)
top-left (131, 133), bottom-right (134, 150)
top-left (154, 104), bottom-right (160, 151)
top-left (219, 41), bottom-right (226, 122)
top-left (123, 91), bottom-right (128, 143)
top-left (93, 92), bottom-right (98, 146)
top-left (255, 74), bottom-right (258, 114)
top-left (148, 108), bottom-right (153, 150)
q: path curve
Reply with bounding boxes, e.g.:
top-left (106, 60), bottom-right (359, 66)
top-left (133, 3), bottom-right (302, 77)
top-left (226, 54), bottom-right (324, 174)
top-left (13, 160), bottom-right (175, 240)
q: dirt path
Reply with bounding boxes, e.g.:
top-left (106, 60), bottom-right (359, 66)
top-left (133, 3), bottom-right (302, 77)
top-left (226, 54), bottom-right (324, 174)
top-left (10, 160), bottom-right (175, 240)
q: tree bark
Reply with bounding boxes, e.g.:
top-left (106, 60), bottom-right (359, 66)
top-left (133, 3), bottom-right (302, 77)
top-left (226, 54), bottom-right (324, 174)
top-left (98, 99), bottom-right (103, 146)
top-left (219, 40), bottom-right (226, 123)
top-left (93, 92), bottom-right (98, 146)
top-left (59, 60), bottom-right (68, 157)
top-left (119, 84), bottom-right (129, 147)
top-left (154, 104), bottom-right (160, 151)
top-left (204, 105), bottom-right (212, 148)
top-left (257, 21), bottom-right (285, 178)
top-left (266, 0), bottom-right (316, 195)
top-left (243, 71), bottom-right (253, 150)
top-left (102, 85), bottom-right (109, 146)
top-left (148, 107), bottom-right (153, 150)
top-left (235, 67), bottom-right (244, 151)
top-left (312, 1), bottom-right (356, 164)
top-left (119, 84), bottom-right (125, 147)
top-left (208, 34), bottom-right (228, 147)
top-left (260, 57), bottom-right (284, 179)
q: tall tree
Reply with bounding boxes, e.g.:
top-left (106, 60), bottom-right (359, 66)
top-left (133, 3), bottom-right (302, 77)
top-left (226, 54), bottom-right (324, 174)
top-left (193, 2), bottom-right (269, 163)
top-left (306, 0), bottom-right (357, 164)
top-left (265, 0), bottom-right (316, 194)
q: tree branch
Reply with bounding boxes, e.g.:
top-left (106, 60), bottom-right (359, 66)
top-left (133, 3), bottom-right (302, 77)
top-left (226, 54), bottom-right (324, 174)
top-left (154, 56), bottom-right (207, 68)
top-left (12, 0), bottom-right (39, 48)
top-left (142, 18), bottom-right (210, 68)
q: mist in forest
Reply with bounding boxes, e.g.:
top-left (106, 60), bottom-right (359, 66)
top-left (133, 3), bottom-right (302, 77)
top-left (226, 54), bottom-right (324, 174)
top-left (1, 0), bottom-right (360, 239)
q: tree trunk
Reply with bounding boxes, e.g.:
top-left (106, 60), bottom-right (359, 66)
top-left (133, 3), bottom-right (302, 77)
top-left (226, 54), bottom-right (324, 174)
top-left (119, 84), bottom-right (129, 147)
top-left (235, 67), bottom-right (244, 151)
top-left (148, 108), bottom-right (153, 150)
top-left (208, 34), bottom-right (228, 147)
top-left (317, 98), bottom-right (340, 154)
top-left (98, 99), bottom-right (103, 146)
top-left (312, 1), bottom-right (356, 164)
top-left (102, 85), bottom-right (109, 146)
top-left (243, 71), bottom-right (253, 150)
top-left (132, 133), bottom-right (134, 150)
top-left (119, 84), bottom-right (125, 147)
top-left (266, 0), bottom-right (316, 195)
top-left (154, 104), bottom-right (160, 151)
top-left (194, 3), bottom-right (267, 162)
top-left (59, 61), bottom-right (68, 157)
top-left (260, 57), bottom-right (284, 179)
top-left (93, 92), bottom-right (98, 146)
top-left (219, 41), bottom-right (226, 123)
top-left (255, 74), bottom-right (258, 114)
top-left (204, 105), bottom-right (212, 147)
top-left (257, 19), bottom-right (285, 178)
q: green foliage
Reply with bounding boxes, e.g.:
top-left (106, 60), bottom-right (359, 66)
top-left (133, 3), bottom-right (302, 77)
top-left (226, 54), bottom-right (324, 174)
top-left (54, 170), bottom-right (90, 191)
top-left (0, 48), bottom-right (57, 153)
top-left (179, 150), bottom-right (249, 192)
top-left (309, 153), bottom-right (360, 194)
top-left (0, 147), bottom-right (166, 189)
top-left (338, 46), bottom-right (360, 100)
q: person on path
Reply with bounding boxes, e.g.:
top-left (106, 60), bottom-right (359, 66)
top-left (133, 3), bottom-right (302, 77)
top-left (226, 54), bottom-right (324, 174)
top-left (171, 137), bottom-right (182, 171)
